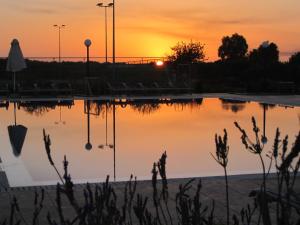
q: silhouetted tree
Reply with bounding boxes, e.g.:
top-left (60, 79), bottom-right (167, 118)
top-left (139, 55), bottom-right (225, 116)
top-left (288, 52), bottom-right (300, 84)
top-left (168, 41), bottom-right (205, 64)
top-left (249, 41), bottom-right (279, 65)
top-left (289, 52), bottom-right (300, 65)
top-left (218, 33), bottom-right (248, 61)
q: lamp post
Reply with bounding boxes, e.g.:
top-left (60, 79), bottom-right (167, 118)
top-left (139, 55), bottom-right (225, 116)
top-left (85, 100), bottom-right (92, 150)
top-left (84, 39), bottom-right (92, 95)
top-left (261, 103), bottom-right (268, 144)
top-left (53, 24), bottom-right (66, 63)
top-left (97, 2), bottom-right (113, 63)
top-left (112, 0), bottom-right (115, 79)
top-left (84, 39), bottom-right (92, 76)
top-left (113, 102), bottom-right (116, 181)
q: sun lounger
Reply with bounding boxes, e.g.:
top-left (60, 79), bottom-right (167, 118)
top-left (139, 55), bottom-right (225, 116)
top-left (54, 81), bottom-right (73, 95)
top-left (0, 82), bottom-right (9, 96)
top-left (37, 82), bottom-right (56, 95)
top-left (17, 83), bottom-right (39, 95)
top-left (106, 82), bottom-right (120, 94)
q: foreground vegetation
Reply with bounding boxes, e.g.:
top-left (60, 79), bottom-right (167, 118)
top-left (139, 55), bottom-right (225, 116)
top-left (0, 117), bottom-right (299, 225)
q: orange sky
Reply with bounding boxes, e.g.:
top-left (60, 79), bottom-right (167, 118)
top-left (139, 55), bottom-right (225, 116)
top-left (0, 0), bottom-right (300, 61)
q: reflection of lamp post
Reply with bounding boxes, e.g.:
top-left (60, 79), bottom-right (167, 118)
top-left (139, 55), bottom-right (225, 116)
top-left (113, 102), bottom-right (116, 181)
top-left (97, 2), bottom-right (113, 63)
top-left (261, 104), bottom-right (268, 144)
top-left (98, 103), bottom-right (114, 149)
top-left (53, 24), bottom-right (66, 63)
top-left (85, 100), bottom-right (92, 150)
top-left (54, 106), bottom-right (66, 125)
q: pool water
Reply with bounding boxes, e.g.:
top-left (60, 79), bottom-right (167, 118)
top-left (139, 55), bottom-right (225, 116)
top-left (0, 98), bottom-right (299, 187)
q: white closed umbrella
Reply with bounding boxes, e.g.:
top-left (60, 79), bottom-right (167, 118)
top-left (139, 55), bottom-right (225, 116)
top-left (6, 39), bottom-right (26, 93)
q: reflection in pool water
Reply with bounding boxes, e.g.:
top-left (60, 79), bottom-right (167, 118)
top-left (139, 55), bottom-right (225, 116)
top-left (0, 98), bottom-right (299, 187)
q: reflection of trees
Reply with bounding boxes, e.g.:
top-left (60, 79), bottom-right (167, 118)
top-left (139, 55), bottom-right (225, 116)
top-left (19, 101), bottom-right (74, 116)
top-left (0, 101), bottom-right (9, 110)
top-left (20, 104), bottom-right (54, 116)
top-left (92, 101), bottom-right (113, 118)
top-left (172, 99), bottom-right (203, 112)
top-left (258, 103), bottom-right (276, 110)
top-left (220, 99), bottom-right (246, 113)
top-left (131, 103), bottom-right (160, 115)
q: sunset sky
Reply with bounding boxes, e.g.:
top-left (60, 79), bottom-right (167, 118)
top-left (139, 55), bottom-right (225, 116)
top-left (0, 0), bottom-right (299, 61)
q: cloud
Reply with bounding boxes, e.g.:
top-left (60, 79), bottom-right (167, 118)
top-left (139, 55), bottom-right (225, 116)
top-left (22, 7), bottom-right (57, 14)
top-left (122, 5), bottom-right (265, 27)
top-left (4, 1), bottom-right (88, 15)
top-left (119, 24), bottom-right (215, 41)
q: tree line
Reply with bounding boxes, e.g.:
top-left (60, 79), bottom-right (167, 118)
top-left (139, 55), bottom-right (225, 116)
top-left (168, 33), bottom-right (299, 66)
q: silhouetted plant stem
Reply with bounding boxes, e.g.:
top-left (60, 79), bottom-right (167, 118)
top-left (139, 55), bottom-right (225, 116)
top-left (157, 152), bottom-right (171, 225)
top-left (151, 163), bottom-right (162, 225)
top-left (127, 175), bottom-right (137, 225)
top-left (211, 129), bottom-right (230, 225)
top-left (56, 184), bottom-right (65, 225)
top-left (224, 167), bottom-right (229, 225)
top-left (43, 129), bottom-right (64, 184)
top-left (158, 202), bottom-right (168, 225)
top-left (235, 118), bottom-right (272, 225)
top-left (9, 201), bottom-right (15, 225)
top-left (12, 196), bottom-right (28, 225)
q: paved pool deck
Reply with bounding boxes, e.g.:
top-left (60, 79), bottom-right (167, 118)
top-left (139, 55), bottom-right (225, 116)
top-left (0, 173), bottom-right (299, 224)
top-left (1, 94), bottom-right (300, 107)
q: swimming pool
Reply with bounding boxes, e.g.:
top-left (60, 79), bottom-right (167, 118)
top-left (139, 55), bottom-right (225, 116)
top-left (0, 97), bottom-right (299, 187)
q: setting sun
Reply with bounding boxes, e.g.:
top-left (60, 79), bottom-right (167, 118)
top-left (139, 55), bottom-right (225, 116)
top-left (155, 60), bottom-right (164, 66)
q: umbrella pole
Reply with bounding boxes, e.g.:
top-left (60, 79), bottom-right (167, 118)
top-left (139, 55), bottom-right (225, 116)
top-left (13, 72), bottom-right (16, 93)
top-left (14, 102), bottom-right (17, 125)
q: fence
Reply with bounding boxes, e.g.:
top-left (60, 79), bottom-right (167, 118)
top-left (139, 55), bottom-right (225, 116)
top-left (0, 56), bottom-right (166, 64)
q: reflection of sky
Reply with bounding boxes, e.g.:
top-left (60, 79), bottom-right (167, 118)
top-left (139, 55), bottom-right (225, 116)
top-left (0, 98), bottom-right (299, 187)
top-left (0, 0), bottom-right (300, 60)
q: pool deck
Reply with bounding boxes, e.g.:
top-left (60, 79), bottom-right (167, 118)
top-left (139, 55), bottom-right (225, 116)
top-left (0, 173), bottom-right (299, 224)
top-left (1, 94), bottom-right (300, 107)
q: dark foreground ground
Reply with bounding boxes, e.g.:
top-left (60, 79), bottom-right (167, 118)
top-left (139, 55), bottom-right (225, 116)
top-left (0, 174), bottom-right (299, 224)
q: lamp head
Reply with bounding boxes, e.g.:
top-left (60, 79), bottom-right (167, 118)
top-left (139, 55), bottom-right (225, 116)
top-left (85, 142), bottom-right (92, 150)
top-left (84, 39), bottom-right (92, 47)
top-left (96, 3), bottom-right (103, 7)
top-left (261, 136), bottom-right (268, 144)
top-left (108, 3), bottom-right (114, 7)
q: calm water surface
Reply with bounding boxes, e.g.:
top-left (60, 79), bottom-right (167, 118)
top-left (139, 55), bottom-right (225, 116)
top-left (0, 98), bottom-right (299, 187)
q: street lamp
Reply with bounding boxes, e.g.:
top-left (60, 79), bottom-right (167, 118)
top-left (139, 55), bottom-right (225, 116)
top-left (97, 2), bottom-right (113, 63)
top-left (84, 39), bottom-right (92, 95)
top-left (53, 24), bottom-right (66, 63)
top-left (112, 0), bottom-right (115, 79)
